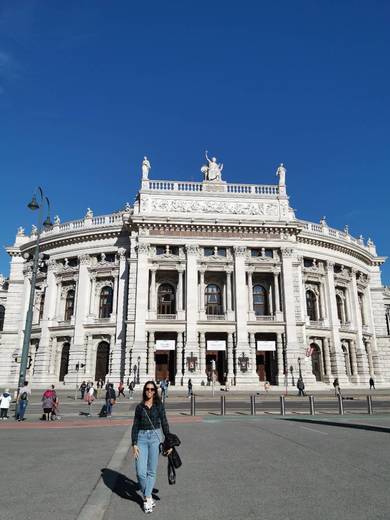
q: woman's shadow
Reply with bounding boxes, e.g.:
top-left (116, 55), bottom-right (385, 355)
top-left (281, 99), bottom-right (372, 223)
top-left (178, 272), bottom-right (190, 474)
top-left (101, 468), bottom-right (159, 510)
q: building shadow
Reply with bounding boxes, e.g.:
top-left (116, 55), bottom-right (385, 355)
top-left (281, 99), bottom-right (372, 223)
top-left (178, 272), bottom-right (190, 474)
top-left (285, 417), bottom-right (390, 434)
top-left (101, 468), bottom-right (160, 508)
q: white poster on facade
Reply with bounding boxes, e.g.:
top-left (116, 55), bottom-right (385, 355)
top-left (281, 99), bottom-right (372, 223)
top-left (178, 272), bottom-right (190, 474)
top-left (256, 340), bottom-right (276, 351)
top-left (207, 340), bottom-right (226, 351)
top-left (155, 340), bottom-right (175, 351)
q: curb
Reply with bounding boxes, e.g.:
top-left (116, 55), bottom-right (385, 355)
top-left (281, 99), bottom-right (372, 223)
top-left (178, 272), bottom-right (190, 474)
top-left (76, 424), bottom-right (132, 520)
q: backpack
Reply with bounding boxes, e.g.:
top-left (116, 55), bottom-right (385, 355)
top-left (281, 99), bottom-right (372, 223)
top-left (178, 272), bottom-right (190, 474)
top-left (20, 392), bottom-right (28, 401)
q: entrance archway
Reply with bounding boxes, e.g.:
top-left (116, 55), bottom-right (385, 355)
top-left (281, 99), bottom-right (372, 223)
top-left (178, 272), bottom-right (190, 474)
top-left (310, 343), bottom-right (322, 381)
top-left (95, 341), bottom-right (110, 381)
top-left (59, 343), bottom-right (70, 382)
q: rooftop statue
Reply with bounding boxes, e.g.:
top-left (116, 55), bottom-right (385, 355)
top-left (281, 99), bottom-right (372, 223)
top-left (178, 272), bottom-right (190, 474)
top-left (276, 163), bottom-right (286, 186)
top-left (201, 150), bottom-right (223, 182)
top-left (142, 156), bottom-right (151, 180)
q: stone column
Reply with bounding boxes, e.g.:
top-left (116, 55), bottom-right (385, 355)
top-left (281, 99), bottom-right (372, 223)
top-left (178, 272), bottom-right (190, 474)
top-left (319, 283), bottom-right (326, 321)
top-left (88, 273), bottom-right (96, 316)
top-left (199, 332), bottom-right (206, 380)
top-left (33, 259), bottom-right (58, 383)
top-left (280, 248), bottom-right (300, 377)
top-left (324, 261), bottom-right (348, 383)
top-left (112, 248), bottom-right (128, 380)
top-left (185, 245), bottom-right (199, 383)
top-left (225, 267), bottom-right (233, 319)
top-left (323, 337), bottom-right (332, 383)
top-left (148, 331), bottom-right (155, 379)
top-left (234, 247), bottom-right (256, 384)
top-left (198, 332), bottom-right (206, 380)
top-left (365, 339), bottom-right (374, 377)
top-left (67, 254), bottom-right (91, 384)
top-left (350, 270), bottom-right (369, 383)
top-left (199, 267), bottom-right (205, 313)
top-left (249, 333), bottom-right (257, 376)
top-left (227, 332), bottom-right (234, 383)
top-left (149, 265), bottom-right (158, 317)
top-left (177, 267), bottom-right (184, 311)
top-left (273, 270), bottom-right (281, 313)
top-left (276, 333), bottom-right (284, 385)
top-left (133, 243), bottom-right (150, 384)
top-left (176, 332), bottom-right (183, 384)
top-left (349, 340), bottom-right (358, 382)
top-left (247, 269), bottom-right (254, 313)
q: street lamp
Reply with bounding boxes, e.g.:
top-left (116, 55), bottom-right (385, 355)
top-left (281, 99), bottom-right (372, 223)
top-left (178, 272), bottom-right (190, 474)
top-left (18, 187), bottom-right (52, 389)
top-left (289, 365), bottom-right (295, 387)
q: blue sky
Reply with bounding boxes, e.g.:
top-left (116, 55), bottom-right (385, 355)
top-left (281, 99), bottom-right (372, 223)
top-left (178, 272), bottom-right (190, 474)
top-left (0, 1), bottom-right (389, 283)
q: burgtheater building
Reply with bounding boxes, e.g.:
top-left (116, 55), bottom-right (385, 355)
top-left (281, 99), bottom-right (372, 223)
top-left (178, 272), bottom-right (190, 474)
top-left (0, 156), bottom-right (389, 389)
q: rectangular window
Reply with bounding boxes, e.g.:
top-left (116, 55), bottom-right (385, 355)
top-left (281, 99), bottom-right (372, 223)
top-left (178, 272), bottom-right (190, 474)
top-left (204, 247), bottom-right (214, 256)
top-left (218, 248), bottom-right (226, 257)
top-left (156, 246), bottom-right (165, 256)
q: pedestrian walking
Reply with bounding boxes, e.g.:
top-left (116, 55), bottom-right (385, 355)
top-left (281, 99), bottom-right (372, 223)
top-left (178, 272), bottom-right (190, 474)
top-left (128, 380), bottom-right (135, 400)
top-left (297, 377), bottom-right (305, 397)
top-left (369, 377), bottom-right (375, 390)
top-left (117, 381), bottom-right (126, 398)
top-left (79, 381), bottom-right (87, 400)
top-left (106, 383), bottom-right (116, 417)
top-left (85, 383), bottom-right (95, 416)
top-left (131, 381), bottom-right (171, 514)
top-left (333, 378), bottom-right (341, 397)
top-left (0, 389), bottom-right (12, 420)
top-left (16, 381), bottom-right (31, 421)
top-left (164, 377), bottom-right (170, 398)
top-left (187, 378), bottom-right (193, 398)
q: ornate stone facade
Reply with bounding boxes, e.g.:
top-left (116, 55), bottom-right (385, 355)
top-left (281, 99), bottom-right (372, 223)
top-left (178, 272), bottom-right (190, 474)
top-left (0, 161), bottom-right (389, 388)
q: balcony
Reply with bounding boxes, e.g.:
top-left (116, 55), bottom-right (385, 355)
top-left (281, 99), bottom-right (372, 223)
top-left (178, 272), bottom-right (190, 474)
top-left (307, 319), bottom-right (326, 328)
top-left (255, 315), bottom-right (275, 322)
top-left (157, 314), bottom-right (177, 320)
top-left (339, 322), bottom-right (352, 332)
top-left (206, 314), bottom-right (226, 321)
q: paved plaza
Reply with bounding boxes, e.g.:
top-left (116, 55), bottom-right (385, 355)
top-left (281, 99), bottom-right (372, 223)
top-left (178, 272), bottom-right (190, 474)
top-left (1, 399), bottom-right (390, 520)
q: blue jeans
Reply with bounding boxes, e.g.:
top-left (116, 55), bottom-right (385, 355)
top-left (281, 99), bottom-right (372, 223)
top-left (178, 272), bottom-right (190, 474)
top-left (135, 429), bottom-right (161, 498)
top-left (17, 400), bottom-right (28, 420)
top-left (106, 399), bottom-right (113, 416)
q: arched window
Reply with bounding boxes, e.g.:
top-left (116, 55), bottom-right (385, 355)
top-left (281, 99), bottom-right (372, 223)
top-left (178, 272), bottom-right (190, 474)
top-left (64, 290), bottom-right (75, 321)
top-left (336, 294), bottom-right (344, 323)
top-left (39, 293), bottom-right (45, 321)
top-left (253, 285), bottom-right (268, 316)
top-left (99, 286), bottom-right (113, 318)
top-left (205, 284), bottom-right (223, 315)
top-left (306, 290), bottom-right (317, 321)
top-left (157, 283), bottom-right (175, 315)
top-left (0, 305), bottom-right (5, 331)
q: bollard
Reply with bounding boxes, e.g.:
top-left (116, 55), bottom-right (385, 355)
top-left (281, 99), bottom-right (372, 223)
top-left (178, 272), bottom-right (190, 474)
top-left (250, 395), bottom-right (256, 415)
top-left (309, 395), bottom-right (315, 415)
top-left (190, 394), bottom-right (196, 416)
top-left (337, 394), bottom-right (344, 415)
top-left (367, 395), bottom-right (373, 415)
top-left (220, 395), bottom-right (226, 415)
top-left (280, 395), bottom-right (285, 416)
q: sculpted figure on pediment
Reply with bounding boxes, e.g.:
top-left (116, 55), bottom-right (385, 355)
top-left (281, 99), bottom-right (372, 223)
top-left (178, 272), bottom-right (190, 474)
top-left (201, 151), bottom-right (223, 182)
top-left (142, 156), bottom-right (151, 180)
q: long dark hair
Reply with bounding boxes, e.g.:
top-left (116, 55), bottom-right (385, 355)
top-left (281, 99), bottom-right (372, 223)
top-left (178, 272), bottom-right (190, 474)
top-left (142, 380), bottom-right (161, 405)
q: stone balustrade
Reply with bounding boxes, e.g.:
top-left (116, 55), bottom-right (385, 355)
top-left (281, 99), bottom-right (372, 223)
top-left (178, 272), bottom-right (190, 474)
top-left (143, 179), bottom-right (279, 196)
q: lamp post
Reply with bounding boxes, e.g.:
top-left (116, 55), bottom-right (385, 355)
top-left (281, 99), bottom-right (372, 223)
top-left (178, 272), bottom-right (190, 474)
top-left (289, 365), bottom-right (294, 387)
top-left (18, 187), bottom-right (52, 389)
top-left (298, 357), bottom-right (302, 379)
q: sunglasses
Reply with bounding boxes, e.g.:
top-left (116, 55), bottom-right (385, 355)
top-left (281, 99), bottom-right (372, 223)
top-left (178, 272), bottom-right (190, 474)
top-left (145, 387), bottom-right (156, 392)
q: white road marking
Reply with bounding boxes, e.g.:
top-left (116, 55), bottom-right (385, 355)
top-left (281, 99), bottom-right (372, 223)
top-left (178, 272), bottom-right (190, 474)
top-left (300, 425), bottom-right (328, 435)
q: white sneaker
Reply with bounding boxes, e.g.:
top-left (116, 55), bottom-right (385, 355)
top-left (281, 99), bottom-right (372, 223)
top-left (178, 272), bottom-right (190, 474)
top-left (143, 499), bottom-right (153, 514)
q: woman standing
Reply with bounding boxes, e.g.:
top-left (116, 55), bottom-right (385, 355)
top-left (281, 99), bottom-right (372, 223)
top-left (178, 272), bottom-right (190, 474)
top-left (131, 381), bottom-right (170, 514)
